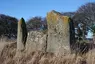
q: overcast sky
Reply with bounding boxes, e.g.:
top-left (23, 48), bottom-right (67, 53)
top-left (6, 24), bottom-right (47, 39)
top-left (0, 0), bottom-right (94, 20)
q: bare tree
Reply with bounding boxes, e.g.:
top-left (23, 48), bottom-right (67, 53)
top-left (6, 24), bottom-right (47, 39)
top-left (74, 2), bottom-right (95, 28)
top-left (73, 2), bottom-right (95, 40)
top-left (27, 17), bottom-right (42, 31)
top-left (0, 14), bottom-right (18, 38)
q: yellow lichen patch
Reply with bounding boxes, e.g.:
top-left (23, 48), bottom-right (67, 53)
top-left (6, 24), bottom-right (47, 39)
top-left (61, 16), bottom-right (69, 24)
top-left (46, 10), bottom-right (70, 25)
top-left (46, 11), bottom-right (60, 24)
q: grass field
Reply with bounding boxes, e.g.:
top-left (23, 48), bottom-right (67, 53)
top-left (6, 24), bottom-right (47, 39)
top-left (0, 38), bottom-right (95, 64)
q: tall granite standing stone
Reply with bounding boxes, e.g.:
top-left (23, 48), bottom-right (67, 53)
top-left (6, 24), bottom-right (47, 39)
top-left (46, 10), bottom-right (71, 55)
top-left (17, 18), bottom-right (27, 51)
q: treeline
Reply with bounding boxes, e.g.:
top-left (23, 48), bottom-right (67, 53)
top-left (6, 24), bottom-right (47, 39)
top-left (0, 14), bottom-right (18, 38)
top-left (26, 17), bottom-right (47, 31)
top-left (0, 2), bottom-right (95, 39)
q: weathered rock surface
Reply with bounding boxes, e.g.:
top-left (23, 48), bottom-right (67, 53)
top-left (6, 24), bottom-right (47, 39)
top-left (17, 18), bottom-right (27, 51)
top-left (46, 10), bottom-right (71, 55)
top-left (26, 31), bottom-right (47, 52)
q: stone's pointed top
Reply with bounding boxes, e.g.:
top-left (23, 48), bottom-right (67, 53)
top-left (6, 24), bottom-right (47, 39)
top-left (47, 10), bottom-right (60, 24)
top-left (18, 17), bottom-right (25, 25)
top-left (21, 17), bottom-right (24, 19)
top-left (20, 17), bottom-right (25, 21)
top-left (50, 10), bottom-right (62, 16)
top-left (51, 10), bottom-right (57, 13)
top-left (47, 10), bottom-right (70, 24)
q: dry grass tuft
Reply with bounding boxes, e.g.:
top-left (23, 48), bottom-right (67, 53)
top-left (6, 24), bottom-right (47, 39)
top-left (0, 42), bottom-right (16, 64)
top-left (0, 41), bottom-right (95, 64)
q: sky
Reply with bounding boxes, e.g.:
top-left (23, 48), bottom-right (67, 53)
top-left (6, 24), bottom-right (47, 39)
top-left (0, 0), bottom-right (95, 21)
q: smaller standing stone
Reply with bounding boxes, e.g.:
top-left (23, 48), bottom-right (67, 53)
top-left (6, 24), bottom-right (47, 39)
top-left (26, 31), bottom-right (47, 52)
top-left (17, 18), bottom-right (27, 51)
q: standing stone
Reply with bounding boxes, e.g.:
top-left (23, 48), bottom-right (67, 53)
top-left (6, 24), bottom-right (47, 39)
top-left (17, 18), bottom-right (27, 51)
top-left (46, 10), bottom-right (71, 55)
top-left (26, 31), bottom-right (47, 52)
